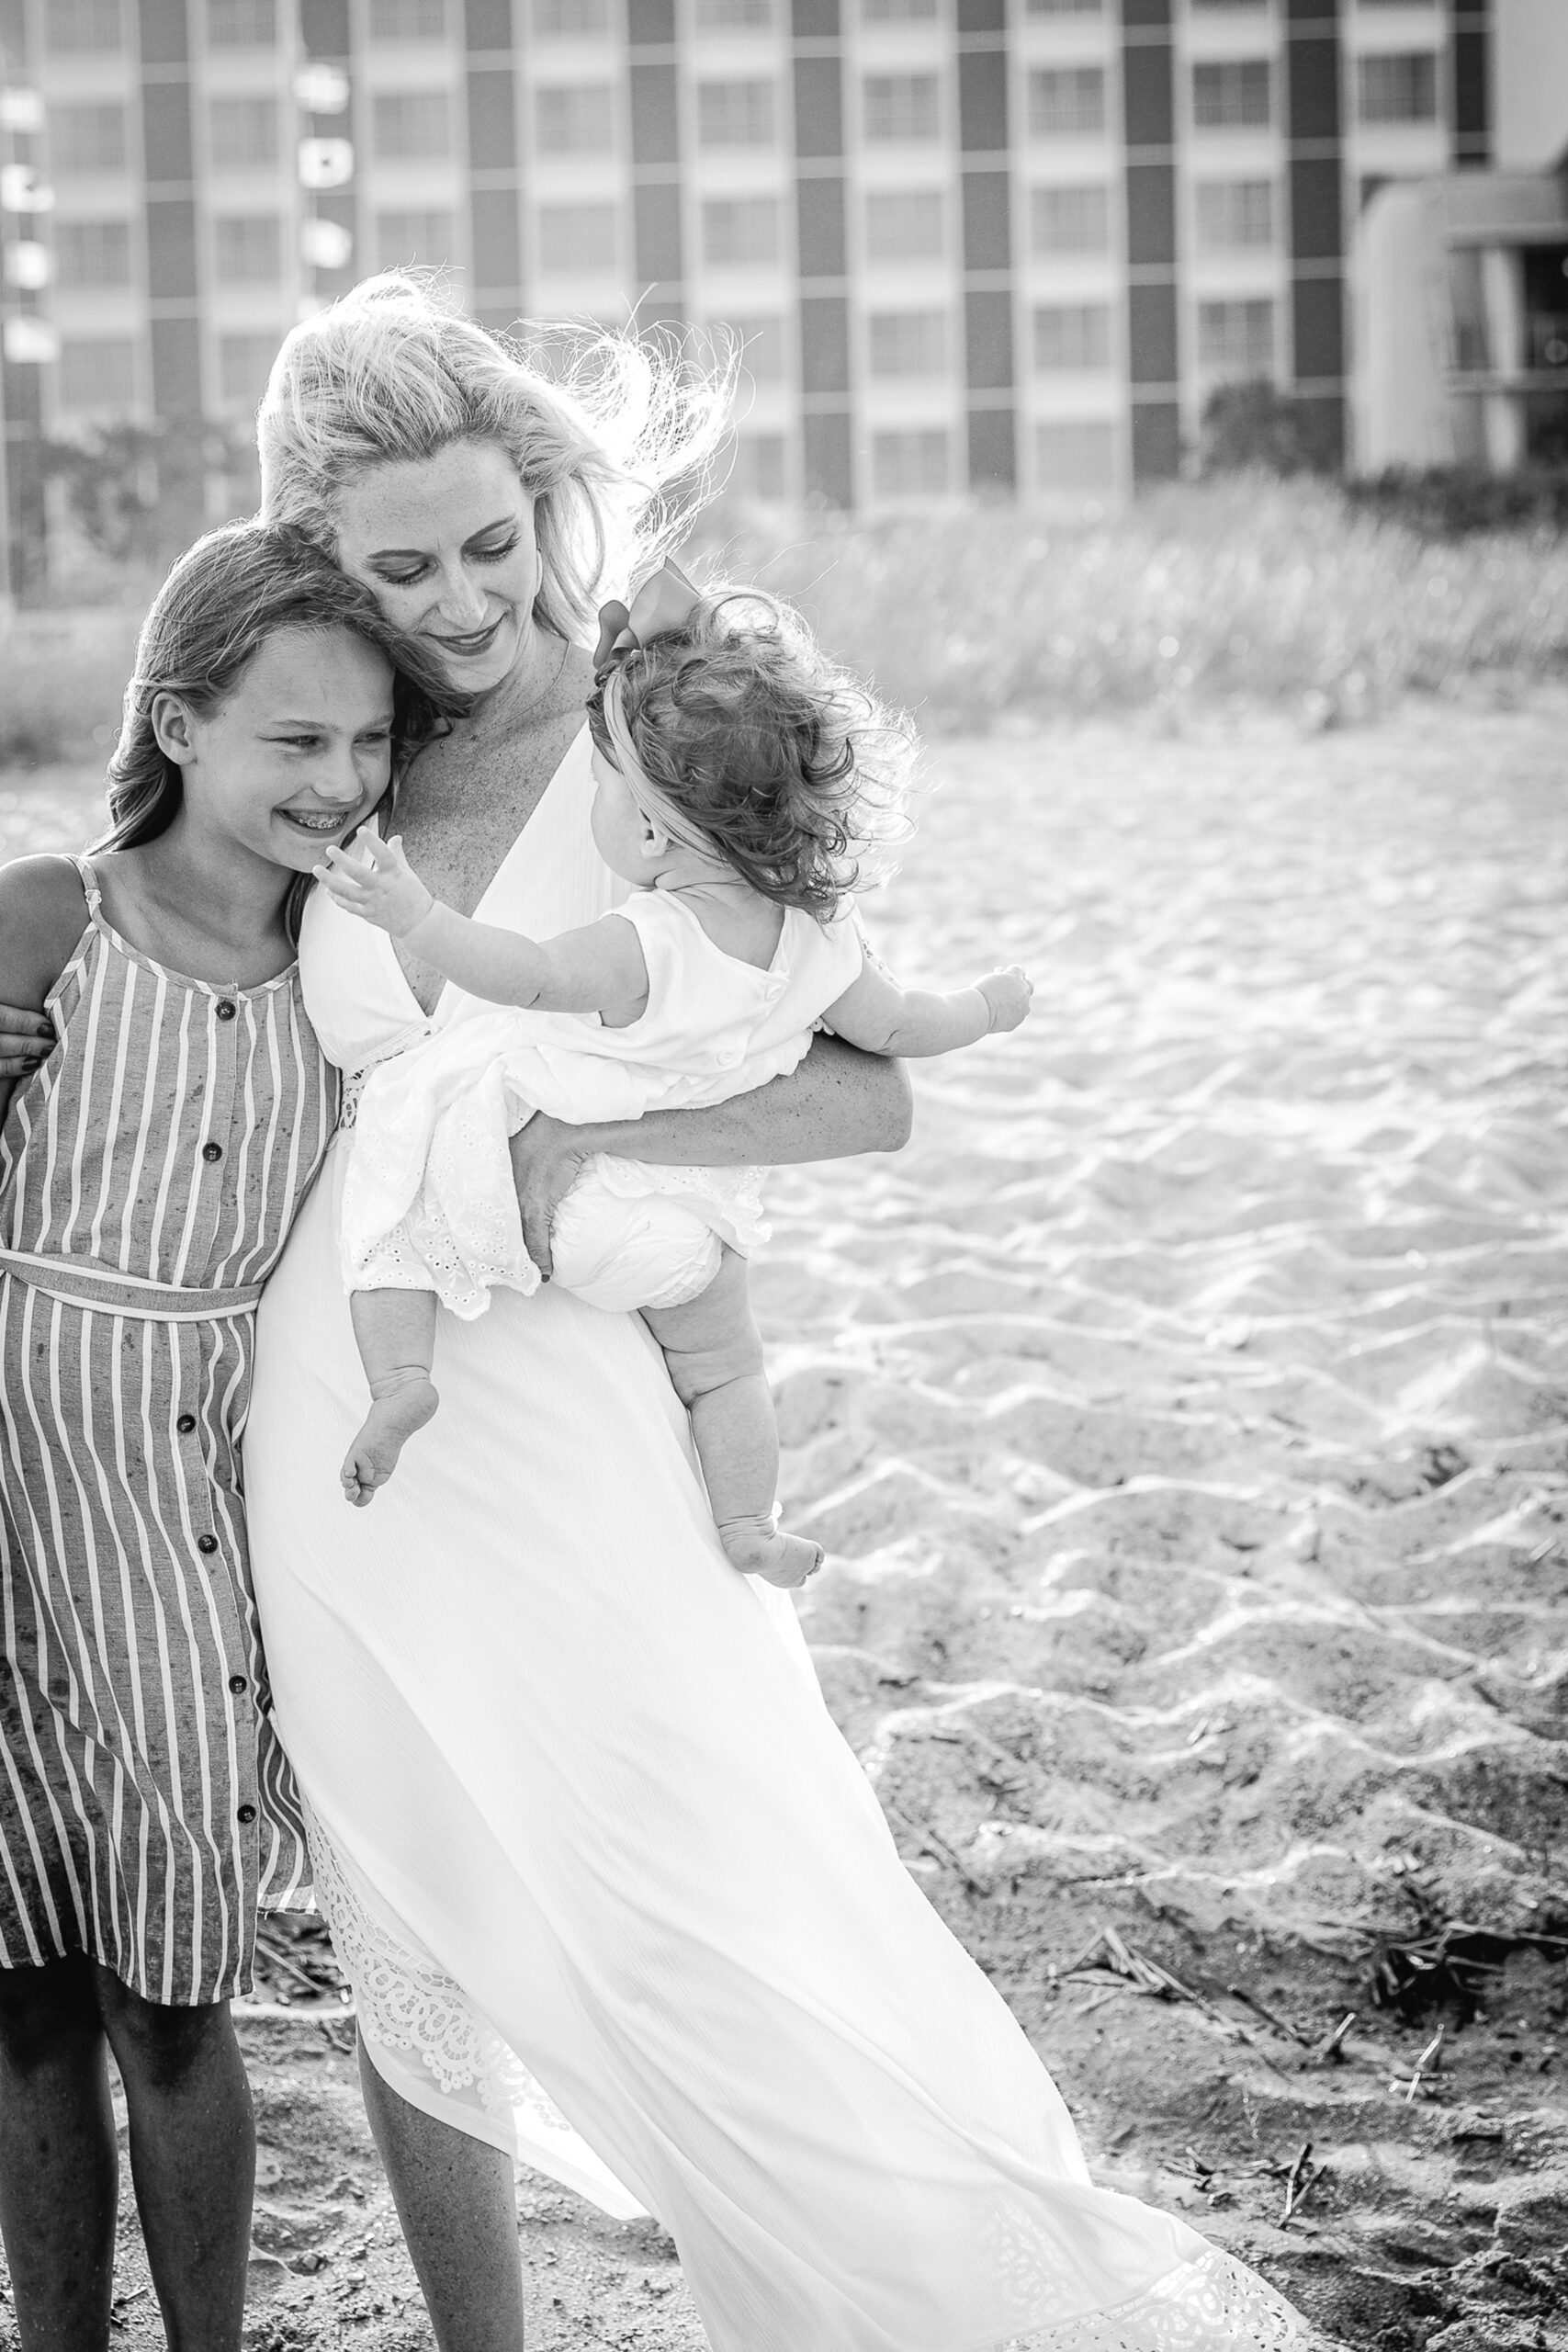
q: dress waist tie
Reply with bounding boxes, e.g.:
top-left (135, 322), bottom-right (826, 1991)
top-left (0, 1250), bottom-right (265, 1322)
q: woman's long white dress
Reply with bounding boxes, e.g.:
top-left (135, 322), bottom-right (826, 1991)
top-left (244, 730), bottom-right (1310, 2352)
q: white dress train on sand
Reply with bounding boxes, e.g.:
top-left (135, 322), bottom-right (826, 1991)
top-left (244, 728), bottom-right (1314, 2352)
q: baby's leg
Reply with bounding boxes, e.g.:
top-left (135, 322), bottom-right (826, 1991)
top-left (344, 1288), bottom-right (440, 1507)
top-left (642, 1247), bottom-right (823, 1589)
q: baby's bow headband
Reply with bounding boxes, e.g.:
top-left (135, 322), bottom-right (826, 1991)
top-left (592, 560), bottom-right (705, 682)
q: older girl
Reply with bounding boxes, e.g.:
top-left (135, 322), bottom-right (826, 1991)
top-left (0, 525), bottom-right (445, 2347)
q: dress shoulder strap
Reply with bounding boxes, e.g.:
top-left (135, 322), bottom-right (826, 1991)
top-left (67, 853), bottom-right (102, 913)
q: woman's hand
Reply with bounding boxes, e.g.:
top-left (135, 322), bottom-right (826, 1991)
top-left (509, 1114), bottom-right (592, 1280)
top-left (0, 1001), bottom-right (53, 1080)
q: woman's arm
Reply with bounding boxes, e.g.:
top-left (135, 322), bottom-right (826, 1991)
top-left (0, 859), bottom-right (85, 1128)
top-left (510, 1033), bottom-right (912, 1277)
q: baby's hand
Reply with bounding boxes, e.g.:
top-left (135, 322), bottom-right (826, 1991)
top-left (977, 966), bottom-right (1033, 1033)
top-left (315, 830), bottom-right (435, 938)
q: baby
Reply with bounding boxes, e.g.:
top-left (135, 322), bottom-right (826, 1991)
top-left (317, 565), bottom-right (1032, 1588)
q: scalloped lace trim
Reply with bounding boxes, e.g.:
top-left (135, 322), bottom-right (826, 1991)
top-left (1001, 2245), bottom-right (1311, 2350)
top-left (303, 1804), bottom-right (567, 2139)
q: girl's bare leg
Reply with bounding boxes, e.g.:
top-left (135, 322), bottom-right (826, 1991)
top-left (642, 1246), bottom-right (823, 1589)
top-left (93, 1968), bottom-right (254, 2352)
top-left (0, 1955), bottom-right (118, 2352)
top-left (344, 1287), bottom-right (441, 1505)
top-left (357, 2037), bottom-right (527, 2352)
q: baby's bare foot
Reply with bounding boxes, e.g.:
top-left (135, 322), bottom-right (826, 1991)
top-left (717, 1515), bottom-right (825, 1589)
top-left (341, 1375), bottom-right (439, 1507)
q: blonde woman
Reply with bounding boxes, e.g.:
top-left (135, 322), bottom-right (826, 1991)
top-left (237, 277), bottom-right (1314, 2352)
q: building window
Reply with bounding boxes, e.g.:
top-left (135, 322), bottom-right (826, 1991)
top-left (219, 331), bottom-right (282, 404)
top-left (873, 429), bottom-right (950, 498)
top-left (1191, 0), bottom-right (1268, 11)
top-left (868, 310), bottom-right (946, 377)
top-left (1192, 62), bottom-right (1272, 130)
top-left (716, 315), bottom-right (785, 381)
top-left (1028, 70), bottom-right (1107, 140)
top-left (864, 189), bottom-right (944, 261)
top-left (1030, 184), bottom-right (1110, 254)
top-left (1034, 419), bottom-right (1116, 492)
top-left (207, 0), bottom-right (276, 40)
top-left (54, 220), bottom-right (133, 289)
top-left (1194, 178), bottom-right (1274, 251)
top-left (1026, 0), bottom-right (1102, 13)
top-left (377, 209), bottom-right (457, 266)
top-left (50, 105), bottom-right (129, 175)
top-left (1032, 303), bottom-right (1111, 369)
top-left (367, 0), bottom-right (447, 34)
top-left (863, 0), bottom-right (938, 18)
top-left (1197, 297), bottom-right (1274, 374)
top-left (215, 214), bottom-right (283, 283)
top-left (533, 0), bottom-right (610, 28)
top-left (58, 336), bottom-right (137, 410)
top-left (372, 92), bottom-right (453, 162)
top-left (695, 0), bottom-right (773, 23)
top-left (702, 198), bottom-right (780, 267)
top-left (45, 0), bottom-right (122, 50)
top-left (863, 74), bottom-right (942, 143)
top-left (209, 98), bottom-right (279, 170)
top-left (730, 435), bottom-right (787, 497)
top-left (537, 202), bottom-right (618, 272)
top-left (1356, 52), bottom-right (1438, 124)
top-left (697, 81), bottom-right (776, 149)
top-left (536, 85), bottom-right (615, 153)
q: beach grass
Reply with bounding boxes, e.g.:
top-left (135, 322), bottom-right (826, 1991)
top-left (3, 475), bottom-right (1564, 767)
top-left (698, 473), bottom-right (1568, 729)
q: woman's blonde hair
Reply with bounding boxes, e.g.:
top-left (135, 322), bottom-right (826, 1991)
top-left (257, 274), bottom-right (733, 644)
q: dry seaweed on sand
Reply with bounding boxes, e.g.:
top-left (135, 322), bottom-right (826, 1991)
top-left (1368, 1872), bottom-right (1568, 2029)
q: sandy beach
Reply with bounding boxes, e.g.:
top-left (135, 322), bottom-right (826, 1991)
top-left (0, 690), bottom-right (1564, 2350)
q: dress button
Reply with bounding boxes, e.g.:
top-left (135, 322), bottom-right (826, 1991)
top-left (176, 1413), bottom-right (197, 1435)
top-left (215, 1000), bottom-right (237, 1022)
top-left (197, 1532), bottom-right (219, 1555)
top-left (201, 1141), bottom-right (222, 1164)
top-left (228, 1674), bottom-right (248, 1695)
top-left (236, 1804), bottom-right (257, 1825)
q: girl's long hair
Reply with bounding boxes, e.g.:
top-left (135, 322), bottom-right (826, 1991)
top-left (96, 520), bottom-right (459, 934)
top-left (257, 272), bottom-right (735, 639)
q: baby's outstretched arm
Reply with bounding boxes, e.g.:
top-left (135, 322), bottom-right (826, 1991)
top-left (315, 830), bottom-right (648, 1023)
top-left (822, 951), bottom-right (1032, 1058)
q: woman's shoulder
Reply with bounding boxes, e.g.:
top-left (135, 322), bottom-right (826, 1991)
top-left (0, 854), bottom-right (91, 1010)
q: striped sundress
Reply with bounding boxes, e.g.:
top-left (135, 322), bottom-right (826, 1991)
top-left (0, 854), bottom-right (334, 2006)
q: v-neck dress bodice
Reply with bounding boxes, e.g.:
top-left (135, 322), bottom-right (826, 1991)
top-left (299, 724), bottom-right (618, 1080)
top-left (243, 727), bottom-right (1312, 2351)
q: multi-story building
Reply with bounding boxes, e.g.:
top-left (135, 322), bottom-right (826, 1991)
top-left (0, 0), bottom-right (1502, 591)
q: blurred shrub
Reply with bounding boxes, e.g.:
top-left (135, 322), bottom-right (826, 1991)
top-left (1345, 465), bottom-right (1568, 539)
top-left (0, 609), bottom-right (137, 770)
top-left (1199, 380), bottom-right (1318, 478)
top-left (698, 475), bottom-right (1568, 729)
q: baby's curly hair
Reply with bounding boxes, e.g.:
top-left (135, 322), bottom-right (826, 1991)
top-left (587, 587), bottom-right (916, 923)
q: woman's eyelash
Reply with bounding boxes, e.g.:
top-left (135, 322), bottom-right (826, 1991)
top-left (377, 537), bottom-right (518, 585)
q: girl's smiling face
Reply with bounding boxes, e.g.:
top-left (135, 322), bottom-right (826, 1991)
top-left (330, 439), bottom-right (541, 697)
top-left (153, 625), bottom-right (397, 875)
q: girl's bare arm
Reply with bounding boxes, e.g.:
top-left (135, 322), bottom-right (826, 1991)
top-left (510, 1033), bottom-right (913, 1277)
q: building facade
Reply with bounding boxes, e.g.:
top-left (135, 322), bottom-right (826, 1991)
top-left (0, 0), bottom-right (1494, 589)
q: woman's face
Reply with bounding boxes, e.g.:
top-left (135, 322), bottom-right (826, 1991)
top-left (333, 439), bottom-right (542, 698)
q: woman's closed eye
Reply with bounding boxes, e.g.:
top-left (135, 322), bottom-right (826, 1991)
top-left (373, 535), bottom-right (519, 588)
